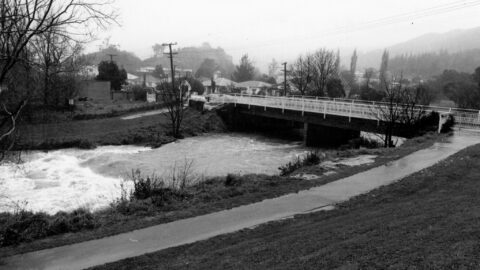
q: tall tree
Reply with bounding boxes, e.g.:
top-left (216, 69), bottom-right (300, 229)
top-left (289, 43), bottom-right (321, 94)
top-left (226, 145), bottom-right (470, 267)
top-left (350, 49), bottom-right (358, 77)
top-left (290, 54), bottom-right (314, 96)
top-left (33, 29), bottom-right (83, 106)
top-left (379, 49), bottom-right (389, 90)
top-left (311, 48), bottom-right (337, 96)
top-left (232, 54), bottom-right (255, 82)
top-left (334, 49), bottom-right (341, 76)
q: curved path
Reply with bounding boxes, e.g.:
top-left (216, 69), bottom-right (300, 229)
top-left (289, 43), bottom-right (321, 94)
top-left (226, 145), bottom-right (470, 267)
top-left (1, 133), bottom-right (479, 270)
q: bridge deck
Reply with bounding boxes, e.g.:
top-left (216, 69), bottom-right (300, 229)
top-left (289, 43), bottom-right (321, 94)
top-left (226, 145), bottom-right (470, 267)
top-left (207, 94), bottom-right (480, 130)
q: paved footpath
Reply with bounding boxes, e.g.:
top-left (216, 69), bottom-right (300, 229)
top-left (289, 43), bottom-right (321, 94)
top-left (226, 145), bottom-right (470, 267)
top-left (2, 134), bottom-right (479, 270)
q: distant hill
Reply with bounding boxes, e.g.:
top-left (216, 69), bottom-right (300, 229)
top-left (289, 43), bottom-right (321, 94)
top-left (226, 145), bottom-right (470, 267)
top-left (355, 27), bottom-right (480, 75)
top-left (142, 43), bottom-right (235, 77)
top-left (82, 46), bottom-right (143, 73)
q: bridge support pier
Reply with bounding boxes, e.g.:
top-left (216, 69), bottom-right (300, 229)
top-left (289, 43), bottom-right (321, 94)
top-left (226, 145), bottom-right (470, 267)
top-left (303, 123), bottom-right (360, 147)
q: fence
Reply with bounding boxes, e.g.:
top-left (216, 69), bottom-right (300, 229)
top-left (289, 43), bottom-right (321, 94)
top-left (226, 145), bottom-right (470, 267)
top-left (207, 94), bottom-right (480, 130)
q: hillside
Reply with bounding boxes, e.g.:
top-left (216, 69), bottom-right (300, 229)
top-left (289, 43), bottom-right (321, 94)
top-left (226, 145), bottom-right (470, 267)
top-left (83, 43), bottom-right (236, 77)
top-left (142, 43), bottom-right (235, 77)
top-left (82, 46), bottom-right (143, 73)
top-left (355, 26), bottom-right (480, 75)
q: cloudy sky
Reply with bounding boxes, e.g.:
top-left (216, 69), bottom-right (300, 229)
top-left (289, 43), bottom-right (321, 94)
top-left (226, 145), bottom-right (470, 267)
top-left (88, 0), bottom-right (480, 70)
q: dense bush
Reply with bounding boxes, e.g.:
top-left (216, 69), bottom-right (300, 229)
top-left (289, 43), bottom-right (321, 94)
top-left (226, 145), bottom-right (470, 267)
top-left (440, 114), bottom-right (455, 133)
top-left (0, 209), bottom-right (98, 247)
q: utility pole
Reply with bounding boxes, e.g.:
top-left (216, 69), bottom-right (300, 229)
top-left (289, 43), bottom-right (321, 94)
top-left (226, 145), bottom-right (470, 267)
top-left (162, 42), bottom-right (178, 93)
top-left (283, 62), bottom-right (287, 96)
top-left (106, 54), bottom-right (117, 62)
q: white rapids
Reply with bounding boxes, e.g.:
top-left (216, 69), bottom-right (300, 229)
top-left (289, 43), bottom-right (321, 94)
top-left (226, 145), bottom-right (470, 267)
top-left (0, 134), bottom-right (310, 214)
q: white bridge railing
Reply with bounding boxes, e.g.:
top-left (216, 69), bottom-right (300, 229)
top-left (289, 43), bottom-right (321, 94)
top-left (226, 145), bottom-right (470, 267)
top-left (207, 93), bottom-right (480, 130)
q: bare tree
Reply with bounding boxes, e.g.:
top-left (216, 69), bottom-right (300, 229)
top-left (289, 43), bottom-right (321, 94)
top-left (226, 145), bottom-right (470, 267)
top-left (375, 73), bottom-right (427, 147)
top-left (159, 79), bottom-right (190, 138)
top-left (0, 0), bottom-right (117, 159)
top-left (32, 28), bottom-right (83, 106)
top-left (290, 54), bottom-right (314, 96)
top-left (311, 48), bottom-right (337, 96)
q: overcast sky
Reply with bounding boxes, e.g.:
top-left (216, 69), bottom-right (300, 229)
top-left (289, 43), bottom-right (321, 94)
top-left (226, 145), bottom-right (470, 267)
top-left (88, 0), bottom-right (480, 70)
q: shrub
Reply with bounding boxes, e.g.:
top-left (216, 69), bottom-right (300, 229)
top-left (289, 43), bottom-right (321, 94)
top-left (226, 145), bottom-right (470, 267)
top-left (129, 170), bottom-right (165, 200)
top-left (132, 85), bottom-right (147, 101)
top-left (345, 137), bottom-right (381, 149)
top-left (224, 174), bottom-right (242, 187)
top-left (0, 211), bottom-right (51, 246)
top-left (67, 209), bottom-right (96, 231)
top-left (441, 114), bottom-right (455, 133)
top-left (279, 151), bottom-right (323, 176)
top-left (303, 151), bottom-right (321, 165)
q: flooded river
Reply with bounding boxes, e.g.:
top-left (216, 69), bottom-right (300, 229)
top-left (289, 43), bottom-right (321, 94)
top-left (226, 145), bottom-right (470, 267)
top-left (0, 133), bottom-right (310, 214)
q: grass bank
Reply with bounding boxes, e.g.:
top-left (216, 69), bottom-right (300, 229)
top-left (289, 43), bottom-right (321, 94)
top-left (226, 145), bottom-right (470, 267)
top-left (91, 135), bottom-right (480, 270)
top-left (0, 132), bottom-right (448, 257)
top-left (13, 108), bottom-right (226, 151)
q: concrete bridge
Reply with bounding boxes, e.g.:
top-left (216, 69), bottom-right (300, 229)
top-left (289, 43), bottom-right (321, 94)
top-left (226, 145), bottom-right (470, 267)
top-left (195, 94), bottom-right (480, 146)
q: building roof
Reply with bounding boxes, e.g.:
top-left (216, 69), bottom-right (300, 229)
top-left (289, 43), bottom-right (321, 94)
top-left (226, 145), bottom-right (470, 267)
top-left (130, 74), bottom-right (163, 84)
top-left (236, 81), bottom-right (272, 88)
top-left (202, 77), bottom-right (237, 87)
top-left (127, 73), bottom-right (139, 80)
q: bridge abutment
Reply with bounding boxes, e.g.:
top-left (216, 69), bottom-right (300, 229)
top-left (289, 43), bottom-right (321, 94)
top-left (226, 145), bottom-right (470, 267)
top-left (303, 123), bottom-right (360, 147)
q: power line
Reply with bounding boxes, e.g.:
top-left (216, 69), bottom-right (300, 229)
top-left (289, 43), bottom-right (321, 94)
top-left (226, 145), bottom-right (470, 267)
top-left (225, 0), bottom-right (480, 53)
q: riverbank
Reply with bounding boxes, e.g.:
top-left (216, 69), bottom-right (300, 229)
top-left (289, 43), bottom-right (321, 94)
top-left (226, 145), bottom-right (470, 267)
top-left (14, 108), bottom-right (226, 151)
top-left (0, 132), bottom-right (449, 257)
top-left (90, 138), bottom-right (480, 270)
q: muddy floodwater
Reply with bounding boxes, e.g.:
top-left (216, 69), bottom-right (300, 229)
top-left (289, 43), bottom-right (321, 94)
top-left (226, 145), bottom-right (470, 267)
top-left (0, 133), bottom-right (310, 214)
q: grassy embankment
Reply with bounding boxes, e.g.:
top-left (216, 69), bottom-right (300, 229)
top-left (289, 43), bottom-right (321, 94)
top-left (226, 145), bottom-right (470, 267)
top-left (14, 108), bottom-right (225, 150)
top-left (0, 132), bottom-right (449, 257)
top-left (91, 140), bottom-right (480, 270)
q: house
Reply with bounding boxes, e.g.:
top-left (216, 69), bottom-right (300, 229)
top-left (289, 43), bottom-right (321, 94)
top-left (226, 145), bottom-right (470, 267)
top-left (236, 81), bottom-right (272, 95)
top-left (126, 73), bottom-right (139, 85)
top-left (129, 74), bottom-right (163, 88)
top-left (202, 77), bottom-right (237, 94)
top-left (78, 65), bottom-right (99, 79)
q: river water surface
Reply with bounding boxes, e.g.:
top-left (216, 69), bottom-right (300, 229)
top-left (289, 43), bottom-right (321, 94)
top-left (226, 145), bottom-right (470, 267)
top-left (0, 133), bottom-right (310, 214)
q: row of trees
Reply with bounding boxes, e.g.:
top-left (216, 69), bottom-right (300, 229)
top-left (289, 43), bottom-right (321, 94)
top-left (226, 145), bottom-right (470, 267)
top-left (195, 54), bottom-right (277, 84)
top-left (0, 0), bottom-right (117, 158)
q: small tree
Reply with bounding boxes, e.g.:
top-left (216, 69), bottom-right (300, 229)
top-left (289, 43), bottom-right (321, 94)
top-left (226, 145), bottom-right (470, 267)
top-left (152, 65), bottom-right (165, 79)
top-left (96, 61), bottom-right (127, 91)
top-left (158, 79), bottom-right (190, 138)
top-left (326, 78), bottom-right (345, 98)
top-left (311, 48), bottom-right (337, 96)
top-left (232, 54), bottom-right (255, 82)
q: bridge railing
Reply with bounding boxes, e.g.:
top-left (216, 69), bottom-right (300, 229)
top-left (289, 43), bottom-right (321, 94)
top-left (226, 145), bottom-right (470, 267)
top-left (207, 93), bottom-right (480, 130)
